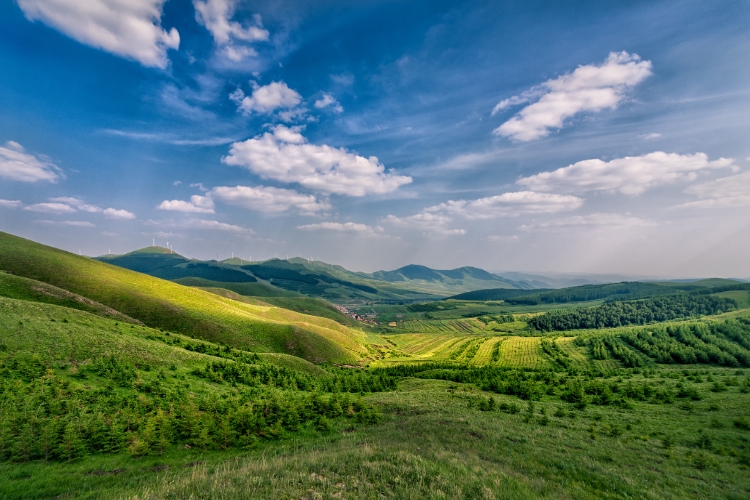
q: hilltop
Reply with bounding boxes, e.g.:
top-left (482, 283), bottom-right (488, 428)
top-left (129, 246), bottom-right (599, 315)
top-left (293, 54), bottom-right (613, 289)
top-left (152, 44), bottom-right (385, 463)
top-left (97, 247), bottom-right (532, 302)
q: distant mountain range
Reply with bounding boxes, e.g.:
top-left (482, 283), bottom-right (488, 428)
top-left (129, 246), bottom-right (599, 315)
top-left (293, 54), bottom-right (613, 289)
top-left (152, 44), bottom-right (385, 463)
top-left (96, 248), bottom-right (533, 302)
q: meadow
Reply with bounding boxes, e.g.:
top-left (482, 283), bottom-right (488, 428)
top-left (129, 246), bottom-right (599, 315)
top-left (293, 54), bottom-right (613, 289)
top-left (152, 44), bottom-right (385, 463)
top-left (2, 232), bottom-right (750, 499)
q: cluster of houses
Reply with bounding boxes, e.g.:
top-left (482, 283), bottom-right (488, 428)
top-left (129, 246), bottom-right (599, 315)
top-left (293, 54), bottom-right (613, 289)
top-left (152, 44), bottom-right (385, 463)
top-left (334, 304), bottom-right (380, 325)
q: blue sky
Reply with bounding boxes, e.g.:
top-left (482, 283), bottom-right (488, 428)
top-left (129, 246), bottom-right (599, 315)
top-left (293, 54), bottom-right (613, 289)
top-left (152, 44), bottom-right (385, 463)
top-left (1, 0), bottom-right (749, 277)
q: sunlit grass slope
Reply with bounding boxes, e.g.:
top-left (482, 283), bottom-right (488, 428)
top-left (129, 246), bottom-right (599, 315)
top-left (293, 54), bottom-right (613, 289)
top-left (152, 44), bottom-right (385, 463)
top-left (0, 296), bottom-right (324, 376)
top-left (0, 271), bottom-right (140, 325)
top-left (195, 284), bottom-right (358, 326)
top-left (0, 232), bottom-right (365, 363)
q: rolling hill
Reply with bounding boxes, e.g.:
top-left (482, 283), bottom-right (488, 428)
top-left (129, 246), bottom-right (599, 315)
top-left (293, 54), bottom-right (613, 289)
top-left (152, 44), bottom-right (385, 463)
top-left (0, 231), bottom-right (366, 363)
top-left (99, 249), bottom-right (533, 302)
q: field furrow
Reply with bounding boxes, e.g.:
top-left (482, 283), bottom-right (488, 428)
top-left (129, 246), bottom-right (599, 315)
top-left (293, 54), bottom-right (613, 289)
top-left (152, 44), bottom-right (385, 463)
top-left (498, 336), bottom-right (550, 369)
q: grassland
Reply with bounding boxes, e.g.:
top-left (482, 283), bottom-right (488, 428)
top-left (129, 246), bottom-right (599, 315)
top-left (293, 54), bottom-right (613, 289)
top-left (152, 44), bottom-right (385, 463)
top-left (0, 232), bottom-right (366, 363)
top-left (3, 371), bottom-right (749, 499)
top-left (3, 233), bottom-right (750, 499)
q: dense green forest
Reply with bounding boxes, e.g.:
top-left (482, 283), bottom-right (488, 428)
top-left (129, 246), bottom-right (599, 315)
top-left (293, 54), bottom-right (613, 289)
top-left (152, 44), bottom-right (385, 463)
top-left (450, 281), bottom-right (750, 305)
top-left (528, 295), bottom-right (737, 331)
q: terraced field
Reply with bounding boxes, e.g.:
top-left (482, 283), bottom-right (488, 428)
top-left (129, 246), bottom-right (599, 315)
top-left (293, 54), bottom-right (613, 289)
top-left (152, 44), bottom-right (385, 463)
top-left (399, 319), bottom-right (483, 333)
top-left (497, 336), bottom-right (551, 369)
top-left (371, 333), bottom-right (600, 369)
top-left (470, 337), bottom-right (504, 365)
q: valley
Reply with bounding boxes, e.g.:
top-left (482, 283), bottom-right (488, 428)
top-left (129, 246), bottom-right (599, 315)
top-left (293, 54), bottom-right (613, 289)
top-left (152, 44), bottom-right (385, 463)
top-left (1, 231), bottom-right (749, 499)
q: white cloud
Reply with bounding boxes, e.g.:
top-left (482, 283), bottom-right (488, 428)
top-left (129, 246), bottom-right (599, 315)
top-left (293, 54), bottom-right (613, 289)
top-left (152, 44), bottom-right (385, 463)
top-left (297, 222), bottom-right (384, 237)
top-left (0, 141), bottom-right (61, 182)
top-left (385, 213), bottom-right (466, 236)
top-left (0, 199), bottom-right (23, 209)
top-left (103, 208), bottom-right (136, 220)
top-left (428, 191), bottom-right (584, 219)
top-left (211, 185), bottom-right (330, 214)
top-left (518, 152), bottom-right (736, 195)
top-left (223, 125), bottom-right (412, 196)
top-left (61, 220), bottom-right (96, 227)
top-left (158, 195), bottom-right (215, 214)
top-left (493, 52), bottom-right (652, 141)
top-left (672, 171), bottom-right (750, 209)
top-left (314, 93), bottom-right (343, 113)
top-left (146, 218), bottom-right (251, 233)
top-left (173, 180), bottom-right (182, 186)
top-left (49, 197), bottom-right (102, 212)
top-left (189, 183), bottom-right (208, 192)
top-left (24, 203), bottom-right (77, 214)
top-left (485, 235), bottom-right (520, 243)
top-left (519, 213), bottom-right (656, 231)
top-left (18, 0), bottom-right (179, 68)
top-left (638, 133), bottom-right (662, 139)
top-left (233, 82), bottom-right (302, 115)
top-left (194, 0), bottom-right (268, 61)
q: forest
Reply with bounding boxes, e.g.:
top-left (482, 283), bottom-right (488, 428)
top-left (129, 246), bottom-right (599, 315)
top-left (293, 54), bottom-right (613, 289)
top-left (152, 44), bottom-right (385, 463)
top-left (528, 295), bottom-right (737, 331)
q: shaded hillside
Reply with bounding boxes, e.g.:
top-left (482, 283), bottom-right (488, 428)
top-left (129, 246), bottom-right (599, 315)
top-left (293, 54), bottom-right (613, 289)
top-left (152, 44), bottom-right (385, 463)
top-left (95, 250), bottom-right (258, 283)
top-left (448, 288), bottom-right (552, 301)
top-left (372, 264), bottom-right (529, 290)
top-left (0, 232), bottom-right (365, 363)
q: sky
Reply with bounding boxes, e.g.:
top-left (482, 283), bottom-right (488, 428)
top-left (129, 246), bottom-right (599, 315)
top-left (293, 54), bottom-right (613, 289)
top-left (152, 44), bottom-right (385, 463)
top-left (1, 0), bottom-right (749, 277)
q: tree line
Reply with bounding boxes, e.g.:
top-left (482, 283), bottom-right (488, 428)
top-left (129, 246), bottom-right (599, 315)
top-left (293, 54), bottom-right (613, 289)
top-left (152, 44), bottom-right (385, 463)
top-left (528, 295), bottom-right (737, 332)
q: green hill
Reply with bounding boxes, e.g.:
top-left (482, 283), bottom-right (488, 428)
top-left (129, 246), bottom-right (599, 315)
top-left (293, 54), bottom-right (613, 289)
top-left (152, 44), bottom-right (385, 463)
top-left (0, 232), bottom-right (366, 363)
top-left (100, 248), bottom-right (534, 301)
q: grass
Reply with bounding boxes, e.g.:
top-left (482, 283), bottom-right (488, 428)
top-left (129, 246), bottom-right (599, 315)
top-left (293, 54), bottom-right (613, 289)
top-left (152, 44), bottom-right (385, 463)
top-left (0, 296), bottom-right (320, 377)
top-left (3, 232), bottom-right (750, 499)
top-left (197, 286), bottom-right (358, 326)
top-left (0, 232), bottom-right (365, 363)
top-left (4, 374), bottom-right (750, 499)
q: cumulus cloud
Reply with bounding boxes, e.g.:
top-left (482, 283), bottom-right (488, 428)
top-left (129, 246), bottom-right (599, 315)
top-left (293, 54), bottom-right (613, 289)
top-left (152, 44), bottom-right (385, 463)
top-left (103, 208), bottom-right (136, 219)
top-left (385, 213), bottom-right (466, 236)
top-left (672, 171), bottom-right (750, 209)
top-left (297, 222), bottom-right (384, 237)
top-left (232, 82), bottom-right (302, 115)
top-left (211, 185), bottom-right (330, 214)
top-left (314, 93), bottom-right (343, 113)
top-left (493, 52), bottom-right (652, 141)
top-left (0, 141), bottom-right (61, 182)
top-left (519, 213), bottom-right (656, 231)
top-left (158, 195), bottom-right (215, 214)
top-left (24, 203), bottom-right (77, 214)
top-left (427, 191), bottom-right (584, 219)
top-left (518, 152), bottom-right (736, 195)
top-left (193, 0), bottom-right (268, 62)
top-left (223, 125), bottom-right (412, 196)
top-left (0, 199), bottom-right (23, 209)
top-left (17, 0), bottom-right (179, 68)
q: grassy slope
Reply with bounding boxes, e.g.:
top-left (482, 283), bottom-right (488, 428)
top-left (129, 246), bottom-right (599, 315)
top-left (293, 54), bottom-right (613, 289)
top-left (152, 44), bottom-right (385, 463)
top-left (0, 271), bottom-right (141, 325)
top-left (0, 296), bottom-right (325, 377)
top-left (172, 277), bottom-right (300, 298)
top-left (4, 373), bottom-right (749, 499)
top-left (199, 286), bottom-right (358, 326)
top-left (0, 232), bottom-right (365, 363)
